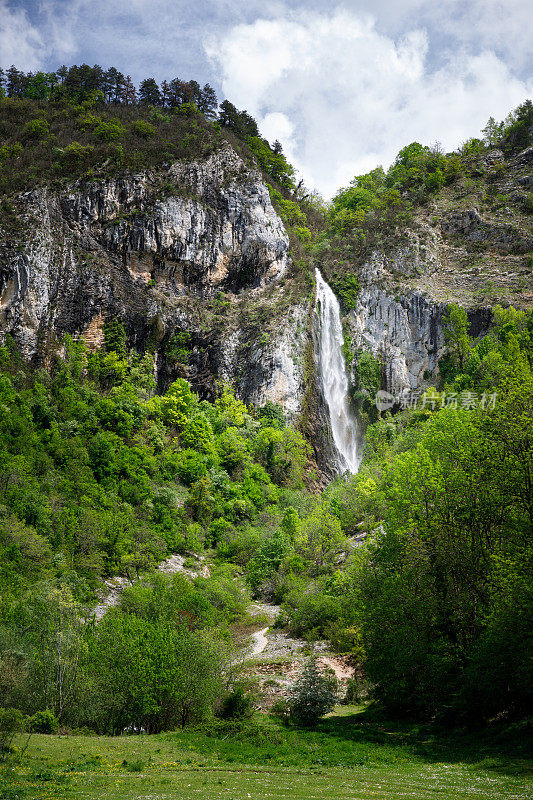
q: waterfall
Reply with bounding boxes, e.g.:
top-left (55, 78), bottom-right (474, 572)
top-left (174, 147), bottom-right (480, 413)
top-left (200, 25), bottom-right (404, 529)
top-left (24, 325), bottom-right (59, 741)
top-left (315, 269), bottom-right (361, 474)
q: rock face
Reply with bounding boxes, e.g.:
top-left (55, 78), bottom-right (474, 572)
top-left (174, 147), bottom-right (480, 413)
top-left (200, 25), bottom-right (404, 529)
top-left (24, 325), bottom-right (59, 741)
top-left (441, 208), bottom-right (532, 253)
top-left (343, 236), bottom-right (445, 396)
top-left (0, 144), bottom-right (307, 415)
top-left (59, 146), bottom-right (289, 295)
top-left (237, 304), bottom-right (307, 416)
top-left (352, 286), bottom-right (444, 395)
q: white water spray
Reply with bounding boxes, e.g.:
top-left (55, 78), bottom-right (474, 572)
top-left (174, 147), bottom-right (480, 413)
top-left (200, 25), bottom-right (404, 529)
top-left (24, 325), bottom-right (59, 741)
top-left (315, 269), bottom-right (360, 473)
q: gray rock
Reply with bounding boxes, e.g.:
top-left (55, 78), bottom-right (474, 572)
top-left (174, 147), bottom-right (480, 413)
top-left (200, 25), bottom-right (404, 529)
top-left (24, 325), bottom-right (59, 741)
top-left (0, 145), bottom-right (305, 415)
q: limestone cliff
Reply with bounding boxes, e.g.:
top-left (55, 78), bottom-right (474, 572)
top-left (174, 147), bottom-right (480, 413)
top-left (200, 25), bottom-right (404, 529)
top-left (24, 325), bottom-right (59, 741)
top-left (0, 144), bottom-right (308, 415)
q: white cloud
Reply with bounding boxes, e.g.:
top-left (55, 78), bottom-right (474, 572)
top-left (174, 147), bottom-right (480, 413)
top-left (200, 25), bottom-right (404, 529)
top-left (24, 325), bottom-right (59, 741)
top-left (415, 0), bottom-right (533, 73)
top-left (207, 8), bottom-right (533, 197)
top-left (0, 1), bottom-right (45, 70)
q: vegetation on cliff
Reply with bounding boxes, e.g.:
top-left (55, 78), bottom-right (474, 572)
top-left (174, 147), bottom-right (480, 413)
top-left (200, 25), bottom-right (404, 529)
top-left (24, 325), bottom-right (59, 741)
top-left (0, 63), bottom-right (296, 197)
top-left (317, 100), bottom-right (533, 305)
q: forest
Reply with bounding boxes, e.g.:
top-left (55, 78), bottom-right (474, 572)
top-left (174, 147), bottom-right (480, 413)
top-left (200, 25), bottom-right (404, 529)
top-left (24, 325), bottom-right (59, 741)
top-left (0, 61), bottom-right (532, 799)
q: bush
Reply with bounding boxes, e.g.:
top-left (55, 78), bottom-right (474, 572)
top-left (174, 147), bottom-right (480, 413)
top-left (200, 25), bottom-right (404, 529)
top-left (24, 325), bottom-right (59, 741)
top-left (218, 687), bottom-right (254, 720)
top-left (61, 141), bottom-right (94, 170)
top-left (288, 658), bottom-right (338, 727)
top-left (342, 677), bottom-right (365, 704)
top-left (29, 709), bottom-right (58, 734)
top-left (132, 120), bottom-right (156, 139)
top-left (0, 708), bottom-right (26, 753)
top-left (122, 758), bottom-right (144, 772)
top-left (270, 698), bottom-right (290, 723)
top-left (175, 449), bottom-right (208, 486)
top-left (93, 120), bottom-right (124, 141)
top-left (20, 118), bottom-right (49, 141)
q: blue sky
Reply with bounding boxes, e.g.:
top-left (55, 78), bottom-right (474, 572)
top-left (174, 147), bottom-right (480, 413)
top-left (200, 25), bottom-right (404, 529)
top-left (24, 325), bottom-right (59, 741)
top-left (1, 0), bottom-right (532, 196)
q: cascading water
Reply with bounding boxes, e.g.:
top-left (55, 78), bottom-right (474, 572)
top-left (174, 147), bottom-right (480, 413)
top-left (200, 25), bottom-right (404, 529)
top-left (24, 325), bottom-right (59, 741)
top-left (315, 268), bottom-right (361, 474)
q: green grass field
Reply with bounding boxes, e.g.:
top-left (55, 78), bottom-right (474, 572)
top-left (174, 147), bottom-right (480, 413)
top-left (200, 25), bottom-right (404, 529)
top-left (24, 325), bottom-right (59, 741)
top-left (2, 708), bottom-right (531, 800)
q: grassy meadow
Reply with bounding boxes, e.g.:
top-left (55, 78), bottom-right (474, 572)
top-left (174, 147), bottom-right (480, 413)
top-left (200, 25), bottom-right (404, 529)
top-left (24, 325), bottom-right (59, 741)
top-left (2, 708), bottom-right (531, 800)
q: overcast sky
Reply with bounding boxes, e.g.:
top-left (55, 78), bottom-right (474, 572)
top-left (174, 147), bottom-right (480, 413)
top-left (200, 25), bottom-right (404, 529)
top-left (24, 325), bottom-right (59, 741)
top-left (1, 0), bottom-right (532, 196)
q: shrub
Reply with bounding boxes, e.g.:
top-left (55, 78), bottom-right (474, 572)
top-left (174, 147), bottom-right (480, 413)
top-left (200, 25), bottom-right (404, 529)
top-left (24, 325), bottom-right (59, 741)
top-left (93, 120), bottom-right (124, 141)
top-left (218, 686), bottom-right (254, 720)
top-left (29, 709), bottom-right (58, 734)
top-left (132, 120), bottom-right (156, 139)
top-left (61, 141), bottom-right (94, 170)
top-left (288, 658), bottom-right (338, 727)
top-left (0, 708), bottom-right (26, 753)
top-left (20, 118), bottom-right (49, 141)
top-left (122, 758), bottom-right (144, 772)
top-left (175, 448), bottom-right (208, 486)
top-left (329, 272), bottom-right (361, 311)
top-left (270, 699), bottom-right (290, 723)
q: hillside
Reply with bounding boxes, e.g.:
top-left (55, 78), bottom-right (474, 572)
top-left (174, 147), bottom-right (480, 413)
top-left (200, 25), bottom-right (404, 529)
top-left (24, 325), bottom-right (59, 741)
top-left (0, 71), bottom-right (532, 799)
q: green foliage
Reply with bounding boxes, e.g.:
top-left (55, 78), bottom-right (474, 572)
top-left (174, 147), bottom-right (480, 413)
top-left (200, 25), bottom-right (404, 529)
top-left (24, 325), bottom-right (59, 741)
top-left (294, 503), bottom-right (346, 576)
top-left (288, 658), bottom-right (338, 727)
top-left (246, 136), bottom-right (295, 189)
top-left (329, 273), bottom-right (360, 312)
top-left (60, 141), bottom-right (95, 172)
top-left (20, 118), bottom-right (49, 142)
top-left (218, 100), bottom-right (258, 138)
top-left (29, 710), bottom-right (58, 734)
top-left (218, 686), bottom-right (255, 720)
top-left (93, 119), bottom-right (125, 141)
top-left (360, 372), bottom-right (533, 717)
top-left (165, 330), bottom-right (191, 365)
top-left (0, 88), bottom-right (221, 193)
top-left (352, 349), bottom-right (382, 417)
top-left (103, 318), bottom-right (127, 356)
top-left (131, 120), bottom-right (156, 139)
top-left (0, 708), bottom-right (26, 754)
top-left (252, 426), bottom-right (310, 487)
top-left (246, 529), bottom-right (293, 594)
top-left (442, 303), bottom-right (471, 372)
top-left (82, 611), bottom-right (226, 733)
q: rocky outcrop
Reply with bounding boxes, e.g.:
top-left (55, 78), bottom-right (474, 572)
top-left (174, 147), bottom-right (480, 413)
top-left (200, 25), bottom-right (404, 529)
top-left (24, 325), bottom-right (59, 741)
top-left (0, 145), bottom-right (305, 413)
top-left (351, 286), bottom-right (444, 395)
top-left (441, 208), bottom-right (532, 253)
top-left (2, 135), bottom-right (530, 472)
top-left (344, 235), bottom-right (445, 396)
top-left (59, 146), bottom-right (289, 295)
top-left (237, 304), bottom-right (307, 416)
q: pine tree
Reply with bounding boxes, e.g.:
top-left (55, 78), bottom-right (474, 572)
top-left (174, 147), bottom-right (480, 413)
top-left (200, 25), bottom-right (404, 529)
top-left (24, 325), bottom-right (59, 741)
top-left (198, 83), bottom-right (218, 118)
top-left (6, 65), bottom-right (23, 97)
top-left (56, 65), bottom-right (68, 83)
top-left (161, 79), bottom-right (170, 108)
top-left (113, 71), bottom-right (126, 104)
top-left (188, 79), bottom-right (202, 107)
top-left (122, 75), bottom-right (137, 105)
top-left (168, 78), bottom-right (191, 107)
top-left (288, 658), bottom-right (338, 727)
top-left (103, 67), bottom-right (119, 103)
top-left (138, 77), bottom-right (161, 106)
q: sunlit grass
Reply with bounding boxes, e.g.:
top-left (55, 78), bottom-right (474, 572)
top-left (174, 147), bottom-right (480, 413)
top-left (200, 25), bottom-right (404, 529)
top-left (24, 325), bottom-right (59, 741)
top-left (2, 709), bottom-right (531, 800)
